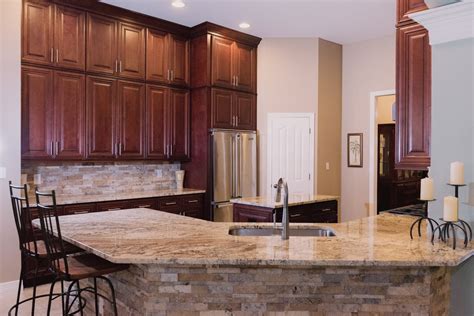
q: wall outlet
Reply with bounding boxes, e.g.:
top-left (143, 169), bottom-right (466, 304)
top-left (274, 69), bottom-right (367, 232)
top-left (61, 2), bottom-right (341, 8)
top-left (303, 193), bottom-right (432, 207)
top-left (325, 162), bottom-right (330, 170)
top-left (155, 169), bottom-right (163, 178)
top-left (34, 174), bottom-right (42, 185)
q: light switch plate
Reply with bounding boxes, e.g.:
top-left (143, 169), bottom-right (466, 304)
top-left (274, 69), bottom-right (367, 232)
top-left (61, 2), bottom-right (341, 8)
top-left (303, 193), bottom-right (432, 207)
top-left (325, 162), bottom-right (330, 170)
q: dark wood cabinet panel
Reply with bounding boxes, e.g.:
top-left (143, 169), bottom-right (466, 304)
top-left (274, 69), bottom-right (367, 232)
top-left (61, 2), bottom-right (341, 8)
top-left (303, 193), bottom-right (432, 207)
top-left (211, 37), bottom-right (234, 89)
top-left (21, 66), bottom-right (54, 159)
top-left (146, 29), bottom-right (169, 83)
top-left (395, 24), bottom-right (431, 170)
top-left (169, 89), bottom-right (190, 160)
top-left (54, 71), bottom-right (85, 159)
top-left (234, 92), bottom-right (256, 130)
top-left (63, 203), bottom-right (97, 215)
top-left (146, 85), bottom-right (168, 159)
top-left (233, 205), bottom-right (273, 223)
top-left (54, 5), bottom-right (85, 70)
top-left (169, 35), bottom-right (190, 86)
top-left (118, 22), bottom-right (146, 80)
top-left (96, 201), bottom-right (131, 212)
top-left (234, 42), bottom-right (256, 92)
top-left (397, 0), bottom-right (428, 25)
top-left (128, 199), bottom-right (158, 209)
top-left (86, 13), bottom-right (117, 75)
top-left (117, 81), bottom-right (146, 158)
top-left (22, 1), bottom-right (53, 66)
top-left (211, 88), bottom-right (234, 129)
top-left (86, 76), bottom-right (117, 158)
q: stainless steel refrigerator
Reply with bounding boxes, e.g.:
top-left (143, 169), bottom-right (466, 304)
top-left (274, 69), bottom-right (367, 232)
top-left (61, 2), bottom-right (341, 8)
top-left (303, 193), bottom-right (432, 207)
top-left (211, 129), bottom-right (257, 222)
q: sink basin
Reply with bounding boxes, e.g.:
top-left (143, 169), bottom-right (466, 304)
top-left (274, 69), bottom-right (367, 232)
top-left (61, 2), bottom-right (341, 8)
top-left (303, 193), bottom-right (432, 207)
top-left (228, 227), bottom-right (336, 237)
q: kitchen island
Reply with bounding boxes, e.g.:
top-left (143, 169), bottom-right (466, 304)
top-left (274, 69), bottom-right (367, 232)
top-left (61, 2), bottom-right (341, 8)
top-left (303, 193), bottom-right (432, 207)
top-left (49, 209), bottom-right (473, 315)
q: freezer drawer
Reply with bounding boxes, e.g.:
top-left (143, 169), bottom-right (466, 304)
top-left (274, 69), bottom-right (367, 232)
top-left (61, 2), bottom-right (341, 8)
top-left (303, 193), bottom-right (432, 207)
top-left (213, 202), bottom-right (234, 222)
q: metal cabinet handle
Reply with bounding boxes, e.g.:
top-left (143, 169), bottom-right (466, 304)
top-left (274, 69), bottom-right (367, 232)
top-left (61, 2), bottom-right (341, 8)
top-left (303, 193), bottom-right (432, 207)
top-left (73, 211), bottom-right (89, 215)
top-left (108, 208), bottom-right (122, 211)
top-left (236, 76), bottom-right (238, 86)
top-left (119, 60), bottom-right (122, 73)
top-left (50, 141), bottom-right (54, 156)
top-left (321, 208), bottom-right (332, 212)
top-left (187, 200), bottom-right (199, 203)
top-left (182, 211), bottom-right (186, 216)
top-left (165, 202), bottom-right (177, 206)
top-left (119, 143), bottom-right (123, 156)
top-left (170, 145), bottom-right (173, 156)
top-left (50, 48), bottom-right (54, 63)
top-left (137, 205), bottom-right (151, 208)
top-left (56, 49), bottom-right (59, 63)
top-left (290, 213), bottom-right (302, 218)
top-left (115, 60), bottom-right (118, 73)
top-left (55, 141), bottom-right (59, 156)
top-left (171, 70), bottom-right (174, 81)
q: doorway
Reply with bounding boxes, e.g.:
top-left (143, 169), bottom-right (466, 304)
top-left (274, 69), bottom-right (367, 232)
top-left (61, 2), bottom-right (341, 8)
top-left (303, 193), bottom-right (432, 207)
top-left (266, 113), bottom-right (314, 197)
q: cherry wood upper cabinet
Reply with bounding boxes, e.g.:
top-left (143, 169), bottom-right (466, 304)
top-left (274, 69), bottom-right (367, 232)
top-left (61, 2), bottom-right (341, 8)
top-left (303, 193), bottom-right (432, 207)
top-left (211, 88), bottom-right (234, 129)
top-left (168, 35), bottom-right (190, 86)
top-left (54, 6), bottom-right (85, 70)
top-left (22, 1), bottom-right (53, 66)
top-left (234, 92), bottom-right (256, 130)
top-left (54, 71), bottom-right (85, 159)
top-left (211, 37), bottom-right (234, 89)
top-left (397, 0), bottom-right (428, 25)
top-left (116, 81), bottom-right (145, 158)
top-left (118, 23), bottom-right (146, 80)
top-left (21, 66), bottom-right (54, 159)
top-left (86, 76), bottom-right (117, 159)
top-left (233, 43), bottom-right (256, 93)
top-left (146, 85), bottom-right (168, 159)
top-left (87, 13), bottom-right (118, 76)
top-left (395, 23), bottom-right (431, 170)
top-left (169, 89), bottom-right (190, 160)
top-left (146, 29), bottom-right (169, 83)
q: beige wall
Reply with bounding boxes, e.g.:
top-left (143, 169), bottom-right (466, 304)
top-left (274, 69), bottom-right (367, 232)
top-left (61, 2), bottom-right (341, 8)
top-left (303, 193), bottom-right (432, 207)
top-left (341, 35), bottom-right (395, 222)
top-left (317, 39), bottom-right (342, 196)
top-left (257, 38), bottom-right (319, 196)
top-left (0, 0), bottom-right (22, 282)
top-left (376, 95), bottom-right (395, 125)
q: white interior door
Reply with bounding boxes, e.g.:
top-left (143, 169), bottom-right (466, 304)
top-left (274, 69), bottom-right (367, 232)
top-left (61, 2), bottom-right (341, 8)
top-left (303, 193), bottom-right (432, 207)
top-left (267, 113), bottom-right (314, 197)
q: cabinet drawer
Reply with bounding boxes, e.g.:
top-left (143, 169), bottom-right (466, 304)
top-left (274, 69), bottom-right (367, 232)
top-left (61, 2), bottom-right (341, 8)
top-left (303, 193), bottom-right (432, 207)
top-left (96, 201), bottom-right (130, 212)
top-left (180, 209), bottom-right (202, 219)
top-left (128, 198), bottom-right (157, 209)
top-left (181, 194), bottom-right (203, 206)
top-left (156, 197), bottom-right (180, 213)
top-left (63, 203), bottom-right (97, 215)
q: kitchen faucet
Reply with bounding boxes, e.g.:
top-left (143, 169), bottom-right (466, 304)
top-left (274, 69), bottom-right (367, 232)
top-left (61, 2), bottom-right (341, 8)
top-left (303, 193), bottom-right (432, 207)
top-left (273, 178), bottom-right (289, 240)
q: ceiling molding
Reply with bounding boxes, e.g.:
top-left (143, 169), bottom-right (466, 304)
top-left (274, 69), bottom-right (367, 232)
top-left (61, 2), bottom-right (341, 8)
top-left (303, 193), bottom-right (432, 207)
top-left (409, 1), bottom-right (474, 45)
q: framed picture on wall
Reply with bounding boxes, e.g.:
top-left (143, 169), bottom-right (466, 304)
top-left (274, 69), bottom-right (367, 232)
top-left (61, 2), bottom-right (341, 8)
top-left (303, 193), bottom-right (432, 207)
top-left (347, 133), bottom-right (363, 168)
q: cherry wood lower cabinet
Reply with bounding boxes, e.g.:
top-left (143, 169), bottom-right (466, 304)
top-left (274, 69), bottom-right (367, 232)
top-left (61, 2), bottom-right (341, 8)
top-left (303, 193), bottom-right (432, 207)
top-left (233, 200), bottom-right (338, 223)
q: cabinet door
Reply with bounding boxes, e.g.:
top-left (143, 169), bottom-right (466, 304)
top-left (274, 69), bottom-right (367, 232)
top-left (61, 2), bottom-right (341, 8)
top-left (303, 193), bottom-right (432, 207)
top-left (86, 13), bottom-right (117, 75)
top-left (22, 1), bottom-right (53, 66)
top-left (86, 76), bottom-right (117, 158)
top-left (54, 71), bottom-right (85, 159)
top-left (117, 81), bottom-right (145, 158)
top-left (118, 22), bottom-right (146, 80)
top-left (395, 24), bottom-right (431, 170)
top-left (21, 66), bottom-right (54, 159)
top-left (169, 34), bottom-right (189, 86)
top-left (397, 0), bottom-right (428, 25)
top-left (211, 37), bottom-right (234, 89)
top-left (211, 88), bottom-right (234, 129)
top-left (54, 5), bottom-right (85, 70)
top-left (234, 92), bottom-right (256, 130)
top-left (169, 89), bottom-right (190, 160)
top-left (146, 29), bottom-right (169, 83)
top-left (233, 42), bottom-right (256, 92)
top-left (146, 85), bottom-right (168, 159)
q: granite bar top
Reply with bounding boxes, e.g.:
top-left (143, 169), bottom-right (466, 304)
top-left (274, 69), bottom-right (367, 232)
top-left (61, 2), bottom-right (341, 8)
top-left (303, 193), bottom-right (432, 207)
top-left (230, 194), bottom-right (339, 208)
top-left (38, 209), bottom-right (473, 267)
top-left (29, 188), bottom-right (206, 206)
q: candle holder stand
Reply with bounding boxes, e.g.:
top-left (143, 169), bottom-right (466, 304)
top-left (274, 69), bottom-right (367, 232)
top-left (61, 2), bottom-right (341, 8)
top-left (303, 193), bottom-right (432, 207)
top-left (447, 183), bottom-right (467, 198)
top-left (431, 219), bottom-right (470, 250)
top-left (409, 199), bottom-right (439, 239)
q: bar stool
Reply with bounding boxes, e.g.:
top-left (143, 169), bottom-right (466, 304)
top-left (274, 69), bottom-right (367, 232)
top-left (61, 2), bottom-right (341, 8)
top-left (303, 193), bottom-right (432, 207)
top-left (8, 182), bottom-right (83, 316)
top-left (35, 189), bottom-right (129, 315)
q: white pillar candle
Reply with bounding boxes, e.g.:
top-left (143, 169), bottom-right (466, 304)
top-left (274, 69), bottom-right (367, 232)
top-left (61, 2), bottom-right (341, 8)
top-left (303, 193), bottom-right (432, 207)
top-left (450, 161), bottom-right (464, 185)
top-left (443, 196), bottom-right (458, 222)
top-left (420, 177), bottom-right (434, 200)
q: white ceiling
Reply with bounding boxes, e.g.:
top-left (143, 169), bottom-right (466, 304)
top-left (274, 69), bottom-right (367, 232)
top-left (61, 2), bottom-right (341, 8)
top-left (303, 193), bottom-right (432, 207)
top-left (101, 0), bottom-right (396, 44)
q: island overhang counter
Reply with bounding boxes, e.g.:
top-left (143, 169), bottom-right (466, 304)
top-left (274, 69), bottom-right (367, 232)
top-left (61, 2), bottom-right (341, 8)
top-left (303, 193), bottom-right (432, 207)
top-left (40, 208), bottom-right (473, 315)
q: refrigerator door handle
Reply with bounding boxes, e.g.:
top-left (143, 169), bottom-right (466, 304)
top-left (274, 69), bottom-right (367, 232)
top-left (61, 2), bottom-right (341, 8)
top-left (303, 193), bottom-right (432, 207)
top-left (236, 134), bottom-right (242, 197)
top-left (231, 134), bottom-right (237, 198)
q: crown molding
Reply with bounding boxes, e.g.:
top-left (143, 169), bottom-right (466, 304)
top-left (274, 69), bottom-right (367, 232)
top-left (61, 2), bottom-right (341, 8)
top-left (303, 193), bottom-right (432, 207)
top-left (409, 1), bottom-right (474, 45)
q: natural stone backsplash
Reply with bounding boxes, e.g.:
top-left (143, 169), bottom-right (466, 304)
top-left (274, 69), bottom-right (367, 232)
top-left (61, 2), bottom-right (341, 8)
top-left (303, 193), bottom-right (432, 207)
top-left (21, 161), bottom-right (181, 196)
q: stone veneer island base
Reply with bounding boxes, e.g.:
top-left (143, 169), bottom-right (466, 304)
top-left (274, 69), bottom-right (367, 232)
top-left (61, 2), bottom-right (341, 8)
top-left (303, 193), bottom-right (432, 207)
top-left (47, 209), bottom-right (472, 315)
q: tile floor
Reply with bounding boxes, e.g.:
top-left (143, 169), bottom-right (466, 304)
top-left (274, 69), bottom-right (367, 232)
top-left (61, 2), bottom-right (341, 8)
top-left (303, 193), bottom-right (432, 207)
top-left (1, 280), bottom-right (67, 315)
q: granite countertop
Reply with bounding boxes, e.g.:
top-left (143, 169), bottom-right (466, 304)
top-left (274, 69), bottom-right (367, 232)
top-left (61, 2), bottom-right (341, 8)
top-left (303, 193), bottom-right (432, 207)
top-left (231, 194), bottom-right (339, 208)
top-left (29, 188), bottom-right (206, 206)
top-left (37, 209), bottom-right (473, 267)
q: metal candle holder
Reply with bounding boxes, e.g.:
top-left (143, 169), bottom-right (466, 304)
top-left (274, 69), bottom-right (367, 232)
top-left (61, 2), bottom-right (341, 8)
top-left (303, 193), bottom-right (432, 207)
top-left (409, 199), bottom-right (439, 239)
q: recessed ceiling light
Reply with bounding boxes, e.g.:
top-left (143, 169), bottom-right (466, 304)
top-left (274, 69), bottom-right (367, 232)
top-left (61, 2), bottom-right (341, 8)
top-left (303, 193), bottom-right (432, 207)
top-left (172, 0), bottom-right (185, 8)
top-left (239, 22), bottom-right (250, 29)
